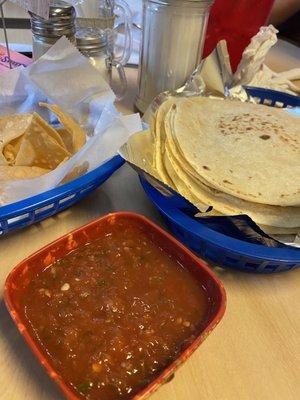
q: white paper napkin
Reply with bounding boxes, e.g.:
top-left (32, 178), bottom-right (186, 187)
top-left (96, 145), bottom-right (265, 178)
top-left (232, 26), bottom-right (300, 96)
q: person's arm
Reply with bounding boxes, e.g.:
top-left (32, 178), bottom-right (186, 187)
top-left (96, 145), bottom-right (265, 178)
top-left (269, 0), bottom-right (300, 26)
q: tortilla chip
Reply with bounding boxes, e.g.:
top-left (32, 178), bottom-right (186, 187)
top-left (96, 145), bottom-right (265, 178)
top-left (39, 103), bottom-right (86, 153)
top-left (0, 114), bottom-right (33, 165)
top-left (0, 165), bottom-right (50, 181)
top-left (0, 110), bottom-right (69, 167)
top-left (15, 113), bottom-right (71, 170)
top-left (32, 112), bottom-right (66, 149)
top-left (61, 161), bottom-right (89, 184)
top-left (0, 105), bottom-right (87, 187)
top-left (56, 128), bottom-right (74, 154)
top-left (3, 135), bottom-right (24, 165)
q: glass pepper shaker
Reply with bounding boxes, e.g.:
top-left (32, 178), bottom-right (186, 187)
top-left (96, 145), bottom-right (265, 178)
top-left (76, 28), bottom-right (127, 100)
top-left (136, 0), bottom-right (214, 113)
top-left (30, 0), bottom-right (76, 60)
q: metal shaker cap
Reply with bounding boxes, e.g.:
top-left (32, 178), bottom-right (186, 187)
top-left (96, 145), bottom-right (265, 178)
top-left (76, 28), bottom-right (108, 55)
top-left (154, 0), bottom-right (214, 7)
top-left (30, 0), bottom-right (76, 40)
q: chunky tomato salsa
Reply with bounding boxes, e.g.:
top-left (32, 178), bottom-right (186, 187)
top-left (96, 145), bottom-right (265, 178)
top-left (21, 219), bottom-right (209, 399)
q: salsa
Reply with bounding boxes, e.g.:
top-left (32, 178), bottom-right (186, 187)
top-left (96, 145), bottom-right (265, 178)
top-left (21, 219), bottom-right (209, 399)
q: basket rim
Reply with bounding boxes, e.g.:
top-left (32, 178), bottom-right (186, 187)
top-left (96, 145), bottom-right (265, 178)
top-left (0, 155), bottom-right (124, 219)
top-left (140, 177), bottom-right (300, 264)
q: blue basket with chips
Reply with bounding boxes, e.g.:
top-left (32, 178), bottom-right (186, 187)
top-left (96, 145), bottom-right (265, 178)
top-left (139, 87), bottom-right (300, 273)
top-left (0, 155), bottom-right (124, 236)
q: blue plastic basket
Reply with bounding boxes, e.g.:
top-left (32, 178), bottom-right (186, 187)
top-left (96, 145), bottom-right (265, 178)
top-left (244, 86), bottom-right (300, 108)
top-left (139, 87), bottom-right (300, 273)
top-left (0, 155), bottom-right (124, 236)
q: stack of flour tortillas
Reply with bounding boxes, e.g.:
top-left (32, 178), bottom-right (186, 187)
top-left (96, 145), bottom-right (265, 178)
top-left (148, 97), bottom-right (300, 236)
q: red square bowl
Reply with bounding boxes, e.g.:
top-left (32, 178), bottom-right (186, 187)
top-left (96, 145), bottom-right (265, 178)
top-left (4, 212), bottom-right (226, 400)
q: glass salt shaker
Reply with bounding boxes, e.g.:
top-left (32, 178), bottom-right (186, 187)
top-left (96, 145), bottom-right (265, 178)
top-left (136, 0), bottom-right (214, 113)
top-left (30, 0), bottom-right (76, 60)
top-left (76, 28), bottom-right (127, 100)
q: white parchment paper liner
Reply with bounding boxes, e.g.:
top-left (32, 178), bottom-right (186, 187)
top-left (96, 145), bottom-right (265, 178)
top-left (0, 37), bottom-right (142, 206)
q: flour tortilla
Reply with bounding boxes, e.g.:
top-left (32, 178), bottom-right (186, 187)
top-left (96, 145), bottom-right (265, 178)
top-left (163, 105), bottom-right (217, 186)
top-left (194, 211), bottom-right (299, 235)
top-left (170, 97), bottom-right (300, 206)
top-left (158, 102), bottom-right (300, 228)
top-left (152, 98), bottom-right (178, 186)
top-left (161, 142), bottom-right (300, 228)
top-left (163, 148), bottom-right (299, 233)
top-left (163, 151), bottom-right (200, 206)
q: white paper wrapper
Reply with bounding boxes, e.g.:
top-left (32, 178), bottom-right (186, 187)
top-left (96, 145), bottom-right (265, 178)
top-left (0, 37), bottom-right (142, 206)
top-left (232, 26), bottom-right (300, 96)
top-left (187, 25), bottom-right (300, 100)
